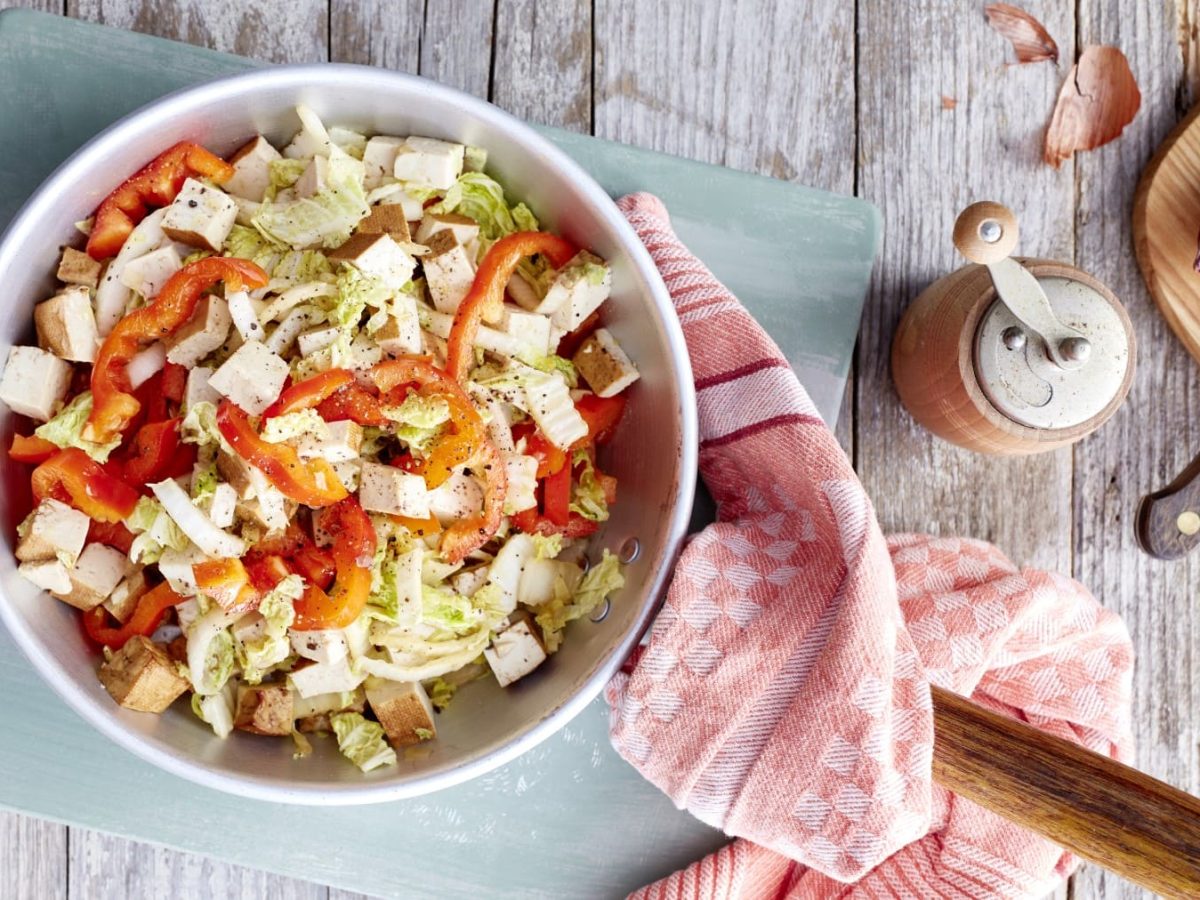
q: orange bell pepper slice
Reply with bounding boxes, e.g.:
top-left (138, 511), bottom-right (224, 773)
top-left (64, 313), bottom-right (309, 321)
top-left (262, 368), bottom-right (355, 419)
top-left (215, 399), bottom-right (348, 508)
top-left (572, 393), bottom-right (627, 448)
top-left (292, 497), bottom-right (377, 631)
top-left (31, 448), bottom-right (139, 522)
top-left (445, 231), bottom-right (576, 384)
top-left (8, 433), bottom-right (59, 464)
top-left (87, 257), bottom-right (268, 444)
top-left (86, 141), bottom-right (235, 260)
top-left (83, 581), bottom-right (186, 650)
top-left (439, 440), bottom-right (508, 564)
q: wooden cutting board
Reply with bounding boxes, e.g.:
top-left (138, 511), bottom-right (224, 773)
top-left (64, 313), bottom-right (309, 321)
top-left (1133, 104), bottom-right (1200, 362)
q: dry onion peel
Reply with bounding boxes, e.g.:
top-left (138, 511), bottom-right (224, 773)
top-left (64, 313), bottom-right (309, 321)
top-left (985, 4), bottom-right (1059, 65)
top-left (1043, 45), bottom-right (1141, 169)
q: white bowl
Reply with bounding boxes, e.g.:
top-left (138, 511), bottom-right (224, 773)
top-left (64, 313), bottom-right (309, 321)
top-left (0, 64), bottom-right (697, 804)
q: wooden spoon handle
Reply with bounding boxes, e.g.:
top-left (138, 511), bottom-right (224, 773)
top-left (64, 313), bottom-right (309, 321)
top-left (1136, 449), bottom-right (1200, 559)
top-left (932, 685), bottom-right (1200, 898)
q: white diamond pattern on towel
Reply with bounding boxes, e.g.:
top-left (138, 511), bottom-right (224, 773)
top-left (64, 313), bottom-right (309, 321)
top-left (647, 687), bottom-right (684, 723)
top-left (640, 645), bottom-right (679, 682)
top-left (681, 595), bottom-right (721, 632)
top-left (822, 735), bottom-right (860, 776)
top-left (682, 637), bottom-right (723, 676)
top-left (726, 595), bottom-right (763, 628)
top-left (833, 783), bottom-right (872, 822)
top-left (724, 564), bottom-right (763, 590)
top-left (794, 793), bottom-right (832, 830)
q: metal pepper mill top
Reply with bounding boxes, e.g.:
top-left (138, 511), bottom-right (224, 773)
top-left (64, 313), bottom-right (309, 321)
top-left (892, 201), bottom-right (1136, 455)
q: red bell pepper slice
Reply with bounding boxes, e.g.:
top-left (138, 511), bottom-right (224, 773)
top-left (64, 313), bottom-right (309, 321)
top-left (262, 368), bottom-right (355, 419)
top-left (316, 381), bottom-right (388, 427)
top-left (511, 506), bottom-right (599, 539)
top-left (542, 457), bottom-right (571, 527)
top-left (87, 257), bottom-right (268, 444)
top-left (513, 424), bottom-right (566, 478)
top-left (161, 362), bottom-right (188, 406)
top-left (88, 519), bottom-right (135, 554)
top-left (445, 231), bottom-right (576, 384)
top-left (86, 142), bottom-right (235, 260)
top-left (8, 434), bottom-right (59, 464)
top-left (32, 448), bottom-right (139, 522)
top-left (246, 522), bottom-right (308, 558)
top-left (83, 581), bottom-right (185, 650)
top-left (289, 544), bottom-right (336, 591)
top-left (573, 393), bottom-right (627, 447)
top-left (215, 399), bottom-right (348, 508)
top-left (292, 497), bottom-right (377, 631)
top-left (121, 418), bottom-right (182, 484)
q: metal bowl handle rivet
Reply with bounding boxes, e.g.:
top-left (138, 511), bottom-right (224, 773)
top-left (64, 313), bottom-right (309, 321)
top-left (619, 537), bottom-right (641, 564)
top-left (588, 598), bottom-right (611, 623)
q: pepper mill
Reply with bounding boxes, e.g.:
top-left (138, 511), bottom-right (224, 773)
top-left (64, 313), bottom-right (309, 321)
top-left (892, 201), bottom-right (1136, 455)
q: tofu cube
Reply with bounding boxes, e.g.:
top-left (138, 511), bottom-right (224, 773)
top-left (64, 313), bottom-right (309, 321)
top-left (294, 154), bottom-right (329, 198)
top-left (35, 286), bottom-right (99, 363)
top-left (56, 246), bottom-right (102, 289)
top-left (297, 419), bottom-right (363, 463)
top-left (164, 294), bottom-right (231, 367)
top-left (290, 630), bottom-right (349, 666)
top-left (361, 135), bottom-right (405, 190)
top-left (202, 482), bottom-right (238, 529)
top-left (289, 657), bottom-right (365, 699)
top-left (15, 499), bottom-right (89, 565)
top-left (377, 186), bottom-right (425, 221)
top-left (518, 558), bottom-right (584, 607)
top-left (295, 689), bottom-right (366, 734)
top-left (51, 542), bottom-right (130, 611)
top-left (226, 290), bottom-right (266, 343)
top-left (392, 136), bottom-right (464, 190)
top-left (451, 565), bottom-right (490, 597)
top-left (484, 612), bottom-right (548, 687)
top-left (328, 232), bottom-right (415, 290)
top-left (104, 569), bottom-right (149, 623)
top-left (358, 462), bottom-right (430, 517)
top-left (358, 204), bottom-right (412, 243)
top-left (161, 178), bottom-right (239, 252)
top-left (158, 546), bottom-right (209, 596)
top-left (0, 345), bottom-right (72, 421)
top-left (223, 135), bottom-right (282, 202)
top-left (428, 470), bottom-right (483, 525)
top-left (183, 365), bottom-right (219, 411)
top-left (331, 458), bottom-right (362, 493)
top-left (546, 252), bottom-right (612, 331)
top-left (216, 447), bottom-right (258, 499)
top-left (422, 230), bottom-right (476, 316)
top-left (572, 328), bottom-right (640, 398)
top-left (99, 635), bottom-right (191, 713)
top-left (296, 324), bottom-right (341, 357)
top-left (119, 244), bottom-right (182, 299)
top-left (234, 683), bottom-right (295, 736)
top-left (17, 559), bottom-right (72, 595)
top-left (235, 493), bottom-right (289, 533)
top-left (127, 342), bottom-right (166, 389)
top-left (374, 294), bottom-right (421, 357)
top-left (208, 340), bottom-right (289, 415)
top-left (501, 307), bottom-right (552, 358)
top-left (365, 677), bottom-right (436, 747)
top-left (414, 212), bottom-right (480, 247)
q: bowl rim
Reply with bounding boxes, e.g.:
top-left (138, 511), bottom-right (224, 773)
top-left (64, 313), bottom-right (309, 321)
top-left (0, 63), bottom-right (698, 804)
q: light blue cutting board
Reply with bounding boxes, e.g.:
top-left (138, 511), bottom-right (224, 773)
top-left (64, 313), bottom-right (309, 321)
top-left (0, 10), bottom-right (879, 899)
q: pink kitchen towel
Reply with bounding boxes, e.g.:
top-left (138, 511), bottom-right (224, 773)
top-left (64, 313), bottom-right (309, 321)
top-left (609, 193), bottom-right (1135, 899)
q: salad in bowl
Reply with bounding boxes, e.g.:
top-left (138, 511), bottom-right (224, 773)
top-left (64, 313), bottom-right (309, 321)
top-left (0, 106), bottom-right (639, 773)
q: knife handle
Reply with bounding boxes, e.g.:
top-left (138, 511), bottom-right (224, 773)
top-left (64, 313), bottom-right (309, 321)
top-left (1137, 450), bottom-right (1200, 559)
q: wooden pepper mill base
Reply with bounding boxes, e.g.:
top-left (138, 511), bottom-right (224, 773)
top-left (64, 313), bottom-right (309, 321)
top-left (892, 203), bottom-right (1135, 456)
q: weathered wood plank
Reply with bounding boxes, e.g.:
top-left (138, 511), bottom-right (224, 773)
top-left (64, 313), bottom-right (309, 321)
top-left (66, 0), bottom-right (328, 63)
top-left (1073, 1), bottom-right (1196, 898)
top-left (855, 0), bottom-right (1075, 568)
top-left (494, 0), bottom-right (591, 131)
top-left (67, 830), bottom-right (327, 900)
top-left (4, 0), bottom-right (62, 14)
top-left (0, 811), bottom-right (67, 900)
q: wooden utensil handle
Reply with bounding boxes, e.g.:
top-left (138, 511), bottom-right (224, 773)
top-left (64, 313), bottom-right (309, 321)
top-left (1136, 449), bottom-right (1200, 559)
top-left (932, 685), bottom-right (1200, 898)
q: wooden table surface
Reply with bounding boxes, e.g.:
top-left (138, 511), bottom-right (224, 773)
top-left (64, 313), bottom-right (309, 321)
top-left (1, 1), bottom-right (1195, 898)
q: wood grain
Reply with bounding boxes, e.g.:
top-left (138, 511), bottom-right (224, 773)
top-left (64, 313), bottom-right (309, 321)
top-left (494, 0), bottom-right (591, 131)
top-left (932, 685), bottom-right (1200, 899)
top-left (1074, 0), bottom-right (1200, 897)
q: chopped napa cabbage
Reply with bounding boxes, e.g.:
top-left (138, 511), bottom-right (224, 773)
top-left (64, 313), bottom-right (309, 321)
top-left (570, 449), bottom-right (610, 523)
top-left (332, 265), bottom-right (391, 329)
top-left (360, 426), bottom-right (390, 458)
top-left (428, 172), bottom-right (539, 240)
top-left (181, 248), bottom-right (214, 266)
top-left (536, 549), bottom-right (625, 652)
top-left (330, 712), bottom-right (397, 772)
top-left (329, 125), bottom-right (367, 160)
top-left (265, 157), bottom-right (308, 200)
top-left (191, 680), bottom-right (237, 738)
top-left (292, 729), bottom-right (314, 759)
top-left (531, 533), bottom-right (563, 560)
top-left (272, 249), bottom-right (333, 287)
top-left (463, 145), bottom-right (488, 173)
top-left (581, 259), bottom-right (609, 286)
top-left (252, 153), bottom-right (370, 249)
top-left (180, 401), bottom-right (232, 452)
top-left (124, 496), bottom-right (190, 564)
top-left (382, 391), bottom-right (450, 454)
top-left (186, 606), bottom-right (238, 696)
top-left (414, 727), bottom-right (434, 741)
top-left (502, 454), bottom-right (538, 516)
top-left (261, 409), bottom-right (329, 443)
top-left (421, 583), bottom-right (486, 635)
top-left (34, 392), bottom-right (121, 463)
top-left (238, 574), bottom-right (303, 683)
top-left (224, 224), bottom-right (283, 268)
top-left (427, 677), bottom-right (457, 711)
top-left (369, 543), bottom-right (422, 623)
top-left (519, 352), bottom-right (578, 388)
